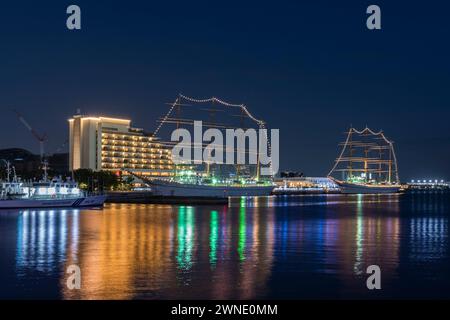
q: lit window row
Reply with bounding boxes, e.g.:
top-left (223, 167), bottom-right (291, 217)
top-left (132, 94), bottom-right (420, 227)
top-left (101, 136), bottom-right (159, 144)
top-left (102, 140), bottom-right (154, 148)
top-left (101, 133), bottom-right (153, 141)
top-left (102, 152), bottom-right (170, 160)
top-left (138, 171), bottom-right (172, 176)
top-left (101, 155), bottom-right (171, 162)
top-left (102, 158), bottom-right (171, 165)
top-left (101, 145), bottom-right (169, 153)
top-left (102, 163), bottom-right (174, 170)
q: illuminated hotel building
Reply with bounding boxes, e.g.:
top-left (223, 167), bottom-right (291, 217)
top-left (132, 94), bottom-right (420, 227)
top-left (68, 115), bottom-right (174, 176)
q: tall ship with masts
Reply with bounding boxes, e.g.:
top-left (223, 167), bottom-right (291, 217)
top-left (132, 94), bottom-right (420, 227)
top-left (327, 127), bottom-right (401, 194)
top-left (132, 94), bottom-right (275, 198)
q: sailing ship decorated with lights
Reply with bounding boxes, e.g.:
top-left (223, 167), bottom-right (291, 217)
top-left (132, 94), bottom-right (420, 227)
top-left (135, 94), bottom-right (275, 198)
top-left (327, 127), bottom-right (401, 194)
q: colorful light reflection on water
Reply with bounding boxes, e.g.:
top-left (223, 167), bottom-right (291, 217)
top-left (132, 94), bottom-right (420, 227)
top-left (0, 193), bottom-right (449, 299)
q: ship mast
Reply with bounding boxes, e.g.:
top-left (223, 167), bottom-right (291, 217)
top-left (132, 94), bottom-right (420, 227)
top-left (378, 148), bottom-right (382, 180)
top-left (348, 128), bottom-right (353, 180)
top-left (1, 159), bottom-right (11, 182)
top-left (155, 94), bottom-right (268, 182)
top-left (388, 147), bottom-right (392, 184)
top-left (42, 160), bottom-right (49, 182)
top-left (256, 146), bottom-right (260, 181)
top-left (328, 127), bottom-right (400, 185)
top-left (364, 147), bottom-right (368, 182)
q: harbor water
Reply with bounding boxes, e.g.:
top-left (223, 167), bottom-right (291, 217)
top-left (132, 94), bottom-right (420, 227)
top-left (0, 192), bottom-right (449, 299)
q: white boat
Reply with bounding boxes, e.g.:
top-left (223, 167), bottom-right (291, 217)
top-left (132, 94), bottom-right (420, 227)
top-left (0, 195), bottom-right (107, 209)
top-left (0, 160), bottom-right (106, 209)
top-left (149, 179), bottom-right (274, 198)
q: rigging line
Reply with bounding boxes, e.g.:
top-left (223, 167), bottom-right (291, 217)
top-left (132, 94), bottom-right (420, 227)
top-left (178, 93), bottom-right (266, 126)
top-left (179, 94), bottom-right (242, 107)
top-left (328, 127), bottom-right (399, 183)
top-left (158, 94), bottom-right (273, 176)
top-left (259, 122), bottom-right (273, 176)
top-left (388, 139), bottom-right (400, 183)
top-left (352, 127), bottom-right (384, 136)
top-left (327, 127), bottom-right (352, 177)
top-left (153, 97), bottom-right (179, 136)
top-left (375, 130), bottom-right (399, 183)
top-left (179, 93), bottom-right (273, 175)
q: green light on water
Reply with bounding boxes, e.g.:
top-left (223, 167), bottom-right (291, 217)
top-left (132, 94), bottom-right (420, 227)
top-left (209, 210), bottom-right (218, 267)
top-left (240, 196), bottom-right (246, 208)
top-left (238, 206), bottom-right (246, 261)
top-left (186, 207), bottom-right (194, 268)
top-left (354, 194), bottom-right (364, 275)
top-left (176, 206), bottom-right (194, 270)
top-left (176, 206), bottom-right (185, 268)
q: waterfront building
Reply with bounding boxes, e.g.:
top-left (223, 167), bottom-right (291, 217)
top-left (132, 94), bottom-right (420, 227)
top-left (273, 176), bottom-right (339, 193)
top-left (68, 115), bottom-right (174, 177)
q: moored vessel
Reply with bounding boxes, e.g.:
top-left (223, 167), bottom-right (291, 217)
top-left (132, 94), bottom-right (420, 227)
top-left (329, 178), bottom-right (401, 194)
top-left (328, 127), bottom-right (401, 194)
top-left (134, 94), bottom-right (277, 199)
top-left (0, 160), bottom-right (106, 209)
top-left (147, 178), bottom-right (274, 198)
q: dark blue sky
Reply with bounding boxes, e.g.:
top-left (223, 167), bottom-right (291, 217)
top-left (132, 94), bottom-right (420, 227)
top-left (0, 0), bottom-right (449, 180)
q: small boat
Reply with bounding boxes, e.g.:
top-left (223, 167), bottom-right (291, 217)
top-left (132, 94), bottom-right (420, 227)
top-left (328, 127), bottom-right (401, 194)
top-left (0, 160), bottom-right (106, 209)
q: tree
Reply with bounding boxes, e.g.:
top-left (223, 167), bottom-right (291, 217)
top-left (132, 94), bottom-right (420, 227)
top-left (73, 169), bottom-right (121, 191)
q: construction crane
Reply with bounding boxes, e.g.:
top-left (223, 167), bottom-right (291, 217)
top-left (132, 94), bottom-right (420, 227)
top-left (13, 110), bottom-right (47, 160)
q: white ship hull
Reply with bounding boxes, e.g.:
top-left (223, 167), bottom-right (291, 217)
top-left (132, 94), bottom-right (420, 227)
top-left (335, 180), bottom-right (401, 194)
top-left (0, 195), bottom-right (107, 209)
top-left (150, 180), bottom-right (274, 198)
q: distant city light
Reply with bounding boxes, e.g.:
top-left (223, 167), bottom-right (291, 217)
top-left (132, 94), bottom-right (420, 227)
top-left (409, 179), bottom-right (448, 185)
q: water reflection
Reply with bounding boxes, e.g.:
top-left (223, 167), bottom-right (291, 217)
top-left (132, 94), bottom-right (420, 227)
top-left (354, 195), bottom-right (364, 275)
top-left (6, 193), bottom-right (450, 299)
top-left (410, 217), bottom-right (448, 262)
top-left (238, 204), bottom-right (246, 261)
top-left (177, 206), bottom-right (195, 271)
top-left (16, 209), bottom-right (80, 274)
top-left (209, 210), bottom-right (218, 266)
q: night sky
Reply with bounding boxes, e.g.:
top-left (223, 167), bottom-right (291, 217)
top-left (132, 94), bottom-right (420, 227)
top-left (0, 0), bottom-right (449, 180)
